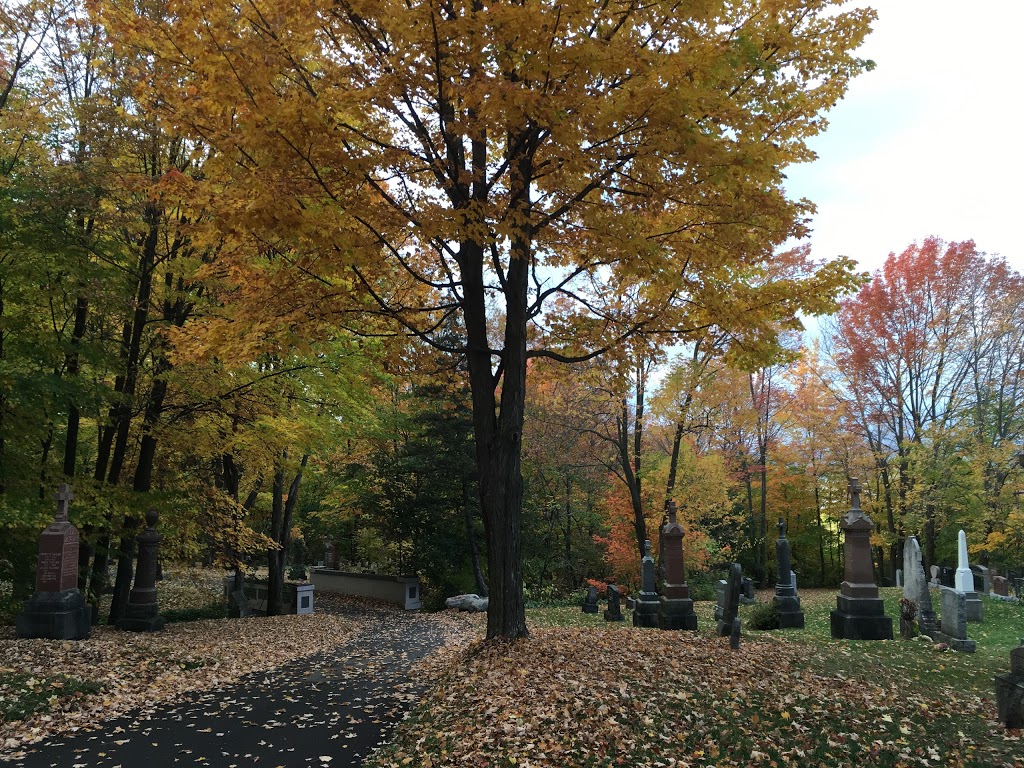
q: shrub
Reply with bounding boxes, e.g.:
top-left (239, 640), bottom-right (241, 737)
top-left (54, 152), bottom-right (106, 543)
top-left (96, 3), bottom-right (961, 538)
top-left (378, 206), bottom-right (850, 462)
top-left (745, 600), bottom-right (780, 630)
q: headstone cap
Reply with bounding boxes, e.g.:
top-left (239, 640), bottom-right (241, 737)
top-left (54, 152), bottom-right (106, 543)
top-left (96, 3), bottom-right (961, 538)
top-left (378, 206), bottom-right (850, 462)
top-left (145, 508), bottom-right (159, 528)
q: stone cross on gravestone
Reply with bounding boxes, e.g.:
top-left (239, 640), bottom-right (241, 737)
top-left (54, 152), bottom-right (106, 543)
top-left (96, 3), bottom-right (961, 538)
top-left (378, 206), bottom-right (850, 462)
top-left (55, 484), bottom-right (73, 523)
top-left (848, 477), bottom-right (863, 513)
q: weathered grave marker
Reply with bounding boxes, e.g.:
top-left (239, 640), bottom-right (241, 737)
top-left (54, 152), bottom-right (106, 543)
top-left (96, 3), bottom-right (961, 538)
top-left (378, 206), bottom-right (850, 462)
top-left (604, 583), bottom-right (624, 622)
top-left (995, 640), bottom-right (1024, 728)
top-left (773, 519), bottom-right (805, 629)
top-left (582, 585), bottom-right (599, 614)
top-left (992, 576), bottom-right (1010, 597)
top-left (116, 509), bottom-right (166, 632)
top-left (933, 587), bottom-right (976, 652)
top-left (955, 530), bottom-right (983, 622)
top-left (715, 563), bottom-right (742, 637)
top-left (657, 501), bottom-right (698, 630)
top-left (16, 484), bottom-right (91, 640)
top-left (903, 536), bottom-right (937, 636)
top-left (633, 540), bottom-right (659, 628)
top-left (830, 478), bottom-right (893, 640)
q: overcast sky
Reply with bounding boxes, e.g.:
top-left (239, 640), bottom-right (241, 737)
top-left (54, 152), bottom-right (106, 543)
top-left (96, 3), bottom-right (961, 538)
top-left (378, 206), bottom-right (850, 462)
top-left (783, 0), bottom-right (1022, 276)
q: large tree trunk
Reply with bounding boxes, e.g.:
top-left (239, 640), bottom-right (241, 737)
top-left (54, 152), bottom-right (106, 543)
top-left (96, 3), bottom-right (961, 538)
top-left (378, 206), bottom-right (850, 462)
top-left (267, 454), bottom-right (308, 616)
top-left (463, 474), bottom-right (487, 596)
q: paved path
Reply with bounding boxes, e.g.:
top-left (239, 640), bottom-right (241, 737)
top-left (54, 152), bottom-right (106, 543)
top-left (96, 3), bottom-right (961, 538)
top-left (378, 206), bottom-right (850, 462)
top-left (8, 606), bottom-right (444, 768)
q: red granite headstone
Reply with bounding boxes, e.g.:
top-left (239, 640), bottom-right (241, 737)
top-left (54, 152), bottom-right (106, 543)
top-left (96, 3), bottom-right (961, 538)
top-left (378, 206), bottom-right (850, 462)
top-left (16, 483), bottom-right (91, 640)
top-left (35, 484), bottom-right (79, 593)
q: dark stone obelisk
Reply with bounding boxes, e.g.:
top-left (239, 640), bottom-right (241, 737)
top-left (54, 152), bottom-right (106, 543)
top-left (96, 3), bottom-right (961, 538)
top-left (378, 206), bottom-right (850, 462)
top-left (657, 501), bottom-right (698, 630)
top-left (117, 509), bottom-right (165, 632)
top-left (830, 478), bottom-right (893, 640)
top-left (16, 484), bottom-right (92, 640)
top-left (773, 518), bottom-right (805, 629)
top-left (633, 540), bottom-right (659, 628)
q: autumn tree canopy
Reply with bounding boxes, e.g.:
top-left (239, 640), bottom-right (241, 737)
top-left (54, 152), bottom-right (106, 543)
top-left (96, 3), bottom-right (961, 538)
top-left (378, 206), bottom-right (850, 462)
top-left (94, 0), bottom-right (876, 638)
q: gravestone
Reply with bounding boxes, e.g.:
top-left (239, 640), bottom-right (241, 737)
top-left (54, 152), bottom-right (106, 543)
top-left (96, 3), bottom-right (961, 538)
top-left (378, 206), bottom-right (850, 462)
top-left (930, 565), bottom-right (940, 586)
top-left (992, 576), bottom-right (1010, 597)
top-left (971, 564), bottom-right (991, 595)
top-left (715, 563), bottom-right (742, 636)
top-left (657, 501), bottom-right (698, 630)
top-left (582, 585), bottom-right (599, 614)
top-left (729, 616), bottom-right (741, 650)
top-left (903, 536), bottom-right (937, 637)
top-left (604, 584), bottom-right (624, 622)
top-left (740, 577), bottom-right (756, 605)
top-left (324, 542), bottom-right (338, 570)
top-left (16, 484), bottom-right (91, 640)
top-left (773, 519), bottom-right (805, 629)
top-left (830, 478), bottom-right (893, 640)
top-left (940, 566), bottom-right (955, 588)
top-left (995, 640), bottom-right (1024, 728)
top-left (895, 568), bottom-right (903, 588)
top-left (230, 589), bottom-right (253, 618)
top-left (633, 540), bottom-right (660, 628)
top-left (954, 530), bottom-right (983, 622)
top-left (116, 509), bottom-right (165, 632)
top-left (933, 587), bottom-right (976, 652)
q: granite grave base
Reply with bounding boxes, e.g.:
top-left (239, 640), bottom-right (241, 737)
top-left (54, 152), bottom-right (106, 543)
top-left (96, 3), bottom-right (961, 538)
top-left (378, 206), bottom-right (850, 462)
top-left (830, 594), bottom-right (893, 640)
top-left (117, 599), bottom-right (166, 633)
top-left (658, 596), bottom-right (698, 630)
top-left (632, 593), bottom-right (659, 628)
top-left (775, 594), bottom-right (806, 629)
top-left (16, 588), bottom-right (92, 640)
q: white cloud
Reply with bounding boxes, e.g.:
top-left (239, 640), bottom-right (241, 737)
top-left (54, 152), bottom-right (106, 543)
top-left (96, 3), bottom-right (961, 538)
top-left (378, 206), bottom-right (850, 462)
top-left (784, 0), bottom-right (1024, 274)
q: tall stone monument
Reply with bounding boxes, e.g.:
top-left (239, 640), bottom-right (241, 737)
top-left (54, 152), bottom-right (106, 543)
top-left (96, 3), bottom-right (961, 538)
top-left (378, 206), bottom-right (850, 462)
top-left (830, 478), bottom-right (893, 640)
top-left (116, 509), bottom-right (165, 632)
top-left (955, 530), bottom-right (983, 622)
top-left (902, 536), bottom-right (937, 636)
top-left (773, 518), bottom-right (805, 629)
top-left (657, 501), bottom-right (698, 630)
top-left (16, 484), bottom-right (91, 640)
top-left (633, 540), bottom-right (659, 628)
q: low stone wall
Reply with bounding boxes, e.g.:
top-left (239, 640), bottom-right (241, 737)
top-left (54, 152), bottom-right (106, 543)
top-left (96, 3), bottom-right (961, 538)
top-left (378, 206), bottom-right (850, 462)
top-left (222, 578), bottom-right (314, 615)
top-left (310, 569), bottom-right (421, 610)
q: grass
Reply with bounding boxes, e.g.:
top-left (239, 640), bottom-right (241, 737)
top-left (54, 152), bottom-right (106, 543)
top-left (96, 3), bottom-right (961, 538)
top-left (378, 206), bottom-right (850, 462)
top-left (0, 672), bottom-right (102, 723)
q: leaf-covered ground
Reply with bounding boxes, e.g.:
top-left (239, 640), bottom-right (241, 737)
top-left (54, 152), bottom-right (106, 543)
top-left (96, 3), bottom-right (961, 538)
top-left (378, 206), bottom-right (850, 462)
top-left (369, 589), bottom-right (1024, 768)
top-left (0, 611), bottom-right (360, 756)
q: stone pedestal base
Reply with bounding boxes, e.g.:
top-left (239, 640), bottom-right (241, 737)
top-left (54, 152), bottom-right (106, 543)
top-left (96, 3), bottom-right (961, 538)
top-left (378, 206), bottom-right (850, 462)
top-left (581, 602), bottom-right (598, 614)
top-left (16, 589), bottom-right (91, 640)
top-left (603, 608), bottom-right (624, 622)
top-left (658, 597), bottom-right (698, 630)
top-left (774, 594), bottom-right (805, 629)
top-left (964, 592), bottom-right (983, 622)
top-left (830, 594), bottom-right (893, 640)
top-left (633, 595), bottom-right (659, 628)
top-left (996, 673), bottom-right (1024, 728)
top-left (918, 610), bottom-right (938, 638)
top-left (117, 600), bottom-right (165, 632)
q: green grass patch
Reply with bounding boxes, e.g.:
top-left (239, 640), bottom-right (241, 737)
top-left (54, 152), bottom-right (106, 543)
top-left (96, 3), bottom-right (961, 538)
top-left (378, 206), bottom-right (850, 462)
top-left (0, 671), bottom-right (102, 723)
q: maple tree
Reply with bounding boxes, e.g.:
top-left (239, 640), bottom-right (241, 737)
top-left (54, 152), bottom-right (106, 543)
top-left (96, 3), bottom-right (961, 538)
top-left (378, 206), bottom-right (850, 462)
top-left (99, 0), bottom-right (873, 638)
top-left (830, 237), bottom-right (1021, 573)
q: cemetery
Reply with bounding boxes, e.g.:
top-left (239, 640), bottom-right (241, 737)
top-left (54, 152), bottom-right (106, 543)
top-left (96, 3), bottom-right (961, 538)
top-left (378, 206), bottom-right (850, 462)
top-left (3, 1), bottom-right (1024, 766)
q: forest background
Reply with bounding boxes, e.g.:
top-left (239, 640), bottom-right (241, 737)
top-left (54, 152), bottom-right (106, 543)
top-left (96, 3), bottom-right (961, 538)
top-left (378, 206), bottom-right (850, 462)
top-left (3, 1), bottom-right (1023, 627)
